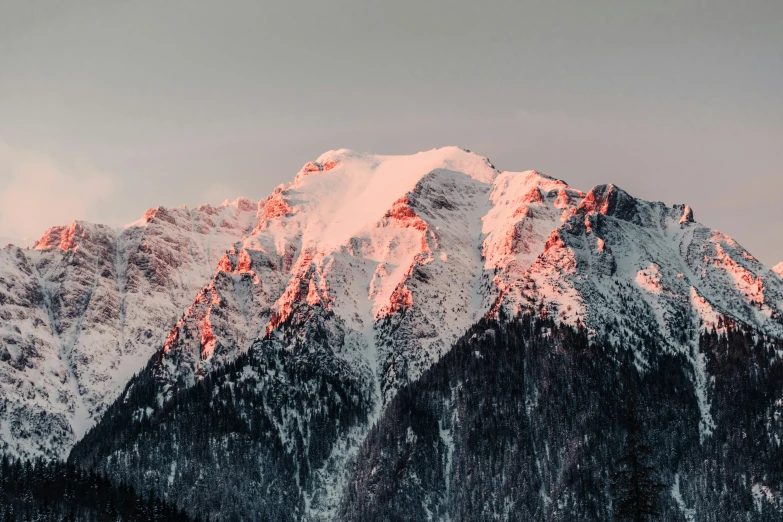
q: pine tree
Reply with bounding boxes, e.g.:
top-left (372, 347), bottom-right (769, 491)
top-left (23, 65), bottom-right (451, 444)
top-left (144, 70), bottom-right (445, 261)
top-left (611, 398), bottom-right (665, 522)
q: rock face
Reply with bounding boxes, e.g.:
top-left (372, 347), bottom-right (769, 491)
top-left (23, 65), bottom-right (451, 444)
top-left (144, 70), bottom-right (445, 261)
top-left (774, 262), bottom-right (783, 278)
top-left (0, 199), bottom-right (258, 458)
top-left (4, 146), bottom-right (783, 519)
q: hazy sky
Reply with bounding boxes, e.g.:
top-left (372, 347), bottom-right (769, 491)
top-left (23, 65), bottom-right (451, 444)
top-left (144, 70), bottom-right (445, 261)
top-left (1, 0), bottom-right (781, 264)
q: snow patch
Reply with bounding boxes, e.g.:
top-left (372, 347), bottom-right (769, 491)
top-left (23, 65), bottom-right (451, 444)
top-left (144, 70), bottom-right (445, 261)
top-left (671, 474), bottom-right (696, 522)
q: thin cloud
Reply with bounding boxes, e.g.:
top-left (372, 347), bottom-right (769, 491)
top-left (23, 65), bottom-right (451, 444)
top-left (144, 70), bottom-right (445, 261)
top-left (0, 142), bottom-right (117, 245)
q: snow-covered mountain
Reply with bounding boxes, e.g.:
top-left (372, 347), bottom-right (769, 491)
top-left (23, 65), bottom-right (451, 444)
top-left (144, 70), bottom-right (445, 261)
top-left (3, 146), bottom-right (783, 465)
top-left (0, 199), bottom-right (258, 458)
top-left (152, 147), bottom-right (783, 432)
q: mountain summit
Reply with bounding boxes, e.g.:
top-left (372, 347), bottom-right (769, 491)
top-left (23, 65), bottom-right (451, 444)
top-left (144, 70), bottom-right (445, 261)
top-left (2, 147), bottom-right (782, 462)
top-left (154, 147), bottom-right (783, 435)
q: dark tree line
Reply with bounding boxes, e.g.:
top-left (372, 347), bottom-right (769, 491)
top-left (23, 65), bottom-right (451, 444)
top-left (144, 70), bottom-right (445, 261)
top-left (340, 316), bottom-right (783, 522)
top-left (0, 455), bottom-right (194, 522)
top-left (611, 397), bottom-right (665, 522)
top-left (4, 311), bottom-right (779, 521)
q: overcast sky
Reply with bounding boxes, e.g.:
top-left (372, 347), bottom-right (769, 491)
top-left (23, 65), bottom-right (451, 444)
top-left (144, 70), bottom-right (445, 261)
top-left (1, 0), bottom-right (781, 264)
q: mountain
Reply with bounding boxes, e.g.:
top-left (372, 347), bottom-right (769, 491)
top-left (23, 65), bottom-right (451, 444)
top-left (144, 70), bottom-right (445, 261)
top-left (774, 262), bottom-right (783, 278)
top-left (0, 199), bottom-right (258, 458)
top-left (106, 149), bottom-right (783, 412)
top-left (92, 148), bottom-right (783, 406)
top-left (3, 147), bottom-right (783, 520)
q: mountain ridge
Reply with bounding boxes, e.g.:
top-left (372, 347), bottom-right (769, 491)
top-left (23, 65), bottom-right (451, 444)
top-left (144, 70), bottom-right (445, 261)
top-left (1, 146), bottom-right (782, 462)
top-left (0, 197), bottom-right (259, 457)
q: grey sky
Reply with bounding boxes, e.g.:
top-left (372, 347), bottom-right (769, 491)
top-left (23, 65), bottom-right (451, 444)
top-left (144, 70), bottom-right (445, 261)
top-left (1, 0), bottom-right (781, 264)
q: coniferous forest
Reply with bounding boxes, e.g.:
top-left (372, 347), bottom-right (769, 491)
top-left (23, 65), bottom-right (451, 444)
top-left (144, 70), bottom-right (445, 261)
top-left (3, 315), bottom-right (783, 521)
top-left (339, 317), bottom-right (783, 521)
top-left (0, 457), bottom-right (193, 522)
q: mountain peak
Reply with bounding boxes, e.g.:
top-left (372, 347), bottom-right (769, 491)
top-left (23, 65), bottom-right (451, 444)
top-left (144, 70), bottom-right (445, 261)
top-left (578, 183), bottom-right (641, 224)
top-left (296, 147), bottom-right (499, 184)
top-left (268, 147), bottom-right (502, 253)
top-left (33, 221), bottom-right (95, 251)
top-left (5, 146), bottom-right (783, 464)
top-left (218, 197), bottom-right (257, 212)
top-left (675, 203), bottom-right (695, 224)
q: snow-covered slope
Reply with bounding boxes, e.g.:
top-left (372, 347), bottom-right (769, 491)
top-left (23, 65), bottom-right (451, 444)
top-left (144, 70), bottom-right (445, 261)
top-left (495, 182), bottom-right (783, 341)
top-left (153, 148), bottom-right (783, 428)
top-left (0, 199), bottom-right (258, 458)
top-left (3, 146), bottom-right (782, 461)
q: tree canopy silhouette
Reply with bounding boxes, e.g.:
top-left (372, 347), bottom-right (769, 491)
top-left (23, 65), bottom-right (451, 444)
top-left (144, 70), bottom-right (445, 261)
top-left (612, 397), bottom-right (666, 522)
